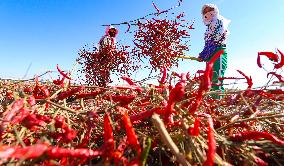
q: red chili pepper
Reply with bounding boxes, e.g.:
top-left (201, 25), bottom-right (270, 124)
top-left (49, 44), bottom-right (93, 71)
top-left (56, 64), bottom-right (71, 80)
top-left (107, 94), bottom-right (136, 107)
top-left (110, 136), bottom-right (128, 165)
top-left (5, 90), bottom-right (14, 100)
top-left (47, 147), bottom-right (104, 158)
top-left (188, 118), bottom-right (200, 136)
top-left (254, 156), bottom-right (268, 166)
top-left (0, 144), bottom-right (104, 160)
top-left (74, 89), bottom-right (103, 99)
top-left (186, 71), bottom-right (191, 80)
top-left (165, 78), bottom-right (186, 121)
top-left (168, 78), bottom-right (186, 104)
top-left (203, 117), bottom-right (216, 166)
top-left (111, 85), bottom-right (143, 93)
top-left (237, 70), bottom-right (253, 89)
top-left (267, 72), bottom-right (284, 82)
top-left (33, 77), bottom-right (50, 98)
top-left (130, 108), bottom-right (154, 122)
top-left (21, 113), bottom-right (47, 130)
top-left (167, 120), bottom-right (182, 128)
top-left (0, 144), bottom-right (48, 159)
top-left (103, 113), bottom-right (115, 155)
top-left (158, 65), bottom-right (167, 85)
top-left (134, 101), bottom-right (151, 107)
top-left (268, 89), bottom-right (284, 95)
top-left (27, 95), bottom-right (36, 107)
top-left (188, 89), bottom-right (202, 115)
top-left (257, 51), bottom-right (279, 68)
top-left (176, 12), bottom-right (185, 19)
top-left (121, 76), bottom-right (136, 86)
top-left (23, 87), bottom-right (33, 93)
top-left (152, 1), bottom-right (160, 14)
top-left (53, 77), bottom-right (65, 87)
top-left (10, 108), bottom-right (30, 125)
top-left (0, 99), bottom-right (25, 133)
top-left (274, 49), bottom-right (284, 69)
top-left (57, 86), bottom-right (85, 100)
top-left (126, 23), bottom-right (131, 33)
top-left (229, 131), bottom-right (284, 146)
top-left (121, 110), bottom-right (141, 154)
top-left (51, 116), bottom-right (77, 143)
top-left (33, 84), bottom-right (50, 99)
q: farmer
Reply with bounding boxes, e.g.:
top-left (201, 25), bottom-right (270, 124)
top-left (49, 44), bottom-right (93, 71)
top-left (98, 26), bottom-right (118, 51)
top-left (96, 26), bottom-right (118, 87)
top-left (198, 4), bottom-right (230, 99)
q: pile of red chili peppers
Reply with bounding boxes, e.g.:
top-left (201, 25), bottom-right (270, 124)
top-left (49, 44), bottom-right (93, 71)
top-left (0, 48), bottom-right (284, 165)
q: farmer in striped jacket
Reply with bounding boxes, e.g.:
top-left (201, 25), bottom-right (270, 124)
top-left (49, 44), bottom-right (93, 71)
top-left (98, 26), bottom-right (118, 51)
top-left (198, 4), bottom-right (230, 98)
top-left (96, 26), bottom-right (118, 87)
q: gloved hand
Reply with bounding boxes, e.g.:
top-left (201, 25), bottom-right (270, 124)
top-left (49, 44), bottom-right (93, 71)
top-left (197, 58), bottom-right (203, 62)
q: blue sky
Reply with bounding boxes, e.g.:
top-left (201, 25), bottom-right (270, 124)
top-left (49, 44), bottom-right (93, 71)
top-left (0, 0), bottom-right (284, 88)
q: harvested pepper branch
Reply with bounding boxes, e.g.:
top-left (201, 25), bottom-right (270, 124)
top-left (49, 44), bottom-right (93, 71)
top-left (152, 113), bottom-right (190, 166)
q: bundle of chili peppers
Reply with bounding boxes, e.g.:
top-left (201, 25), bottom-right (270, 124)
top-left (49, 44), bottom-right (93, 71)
top-left (77, 44), bottom-right (138, 87)
top-left (132, 14), bottom-right (192, 71)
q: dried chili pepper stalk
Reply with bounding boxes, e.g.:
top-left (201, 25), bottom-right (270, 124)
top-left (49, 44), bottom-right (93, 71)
top-left (229, 131), bottom-right (284, 146)
top-left (218, 77), bottom-right (245, 81)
